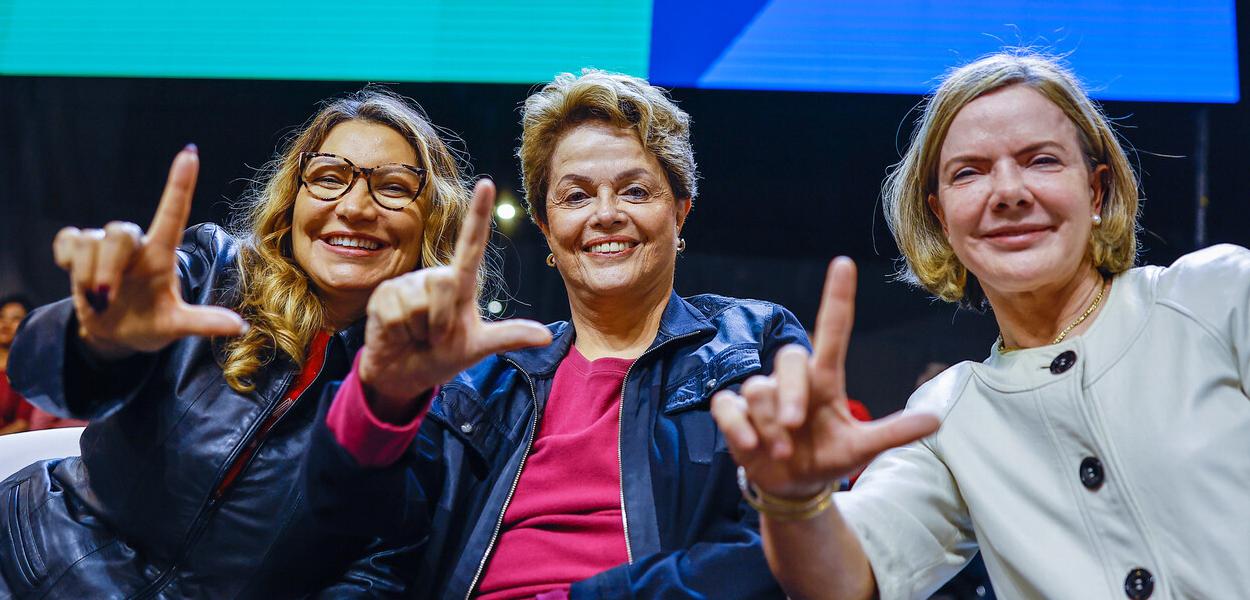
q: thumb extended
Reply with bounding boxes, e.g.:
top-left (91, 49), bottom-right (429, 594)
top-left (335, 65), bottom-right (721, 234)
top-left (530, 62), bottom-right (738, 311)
top-left (171, 304), bottom-right (249, 338)
top-left (474, 320), bottom-right (552, 358)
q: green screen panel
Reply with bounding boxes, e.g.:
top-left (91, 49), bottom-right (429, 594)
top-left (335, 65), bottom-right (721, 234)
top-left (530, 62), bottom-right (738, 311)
top-left (0, 0), bottom-right (652, 82)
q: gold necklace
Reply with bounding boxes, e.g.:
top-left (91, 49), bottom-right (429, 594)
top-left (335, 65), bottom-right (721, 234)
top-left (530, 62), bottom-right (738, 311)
top-left (999, 277), bottom-right (1108, 353)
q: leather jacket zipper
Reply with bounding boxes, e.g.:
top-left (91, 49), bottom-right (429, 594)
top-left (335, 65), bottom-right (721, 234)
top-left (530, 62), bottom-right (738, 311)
top-left (135, 336), bottom-right (332, 598)
top-left (616, 330), bottom-right (702, 565)
top-left (464, 358), bottom-right (539, 599)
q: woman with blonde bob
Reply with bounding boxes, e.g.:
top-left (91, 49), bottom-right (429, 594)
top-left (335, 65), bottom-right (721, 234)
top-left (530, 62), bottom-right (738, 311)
top-left (301, 69), bottom-right (807, 599)
top-left (711, 50), bottom-right (1250, 599)
top-left (1, 88), bottom-right (472, 597)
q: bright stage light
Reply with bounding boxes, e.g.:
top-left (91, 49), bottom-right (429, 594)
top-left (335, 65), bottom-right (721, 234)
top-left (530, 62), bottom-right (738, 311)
top-left (495, 203), bottom-right (517, 221)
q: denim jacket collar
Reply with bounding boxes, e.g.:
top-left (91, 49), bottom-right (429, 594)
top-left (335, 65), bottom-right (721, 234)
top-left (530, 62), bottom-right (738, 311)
top-left (501, 291), bottom-right (717, 376)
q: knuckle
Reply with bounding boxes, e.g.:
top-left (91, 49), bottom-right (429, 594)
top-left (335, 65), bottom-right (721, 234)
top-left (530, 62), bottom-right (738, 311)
top-left (104, 221), bottom-right (143, 240)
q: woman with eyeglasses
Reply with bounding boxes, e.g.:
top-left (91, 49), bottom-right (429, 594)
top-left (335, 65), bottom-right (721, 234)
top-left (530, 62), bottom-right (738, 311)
top-left (0, 88), bottom-right (497, 598)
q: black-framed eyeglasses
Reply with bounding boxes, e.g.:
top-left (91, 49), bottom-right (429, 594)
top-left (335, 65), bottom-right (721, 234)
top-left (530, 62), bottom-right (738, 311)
top-left (299, 152), bottom-right (428, 211)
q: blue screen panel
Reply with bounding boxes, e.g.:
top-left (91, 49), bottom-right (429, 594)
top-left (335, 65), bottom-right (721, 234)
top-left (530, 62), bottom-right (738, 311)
top-left (650, 0), bottom-right (1239, 103)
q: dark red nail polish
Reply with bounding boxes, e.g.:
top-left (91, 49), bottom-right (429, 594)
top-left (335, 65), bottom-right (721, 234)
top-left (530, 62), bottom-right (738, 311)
top-left (85, 291), bottom-right (106, 313)
top-left (96, 285), bottom-right (110, 299)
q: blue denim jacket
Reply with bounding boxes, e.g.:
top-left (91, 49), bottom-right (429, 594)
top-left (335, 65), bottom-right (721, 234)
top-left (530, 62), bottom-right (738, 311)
top-left (305, 291), bottom-right (810, 599)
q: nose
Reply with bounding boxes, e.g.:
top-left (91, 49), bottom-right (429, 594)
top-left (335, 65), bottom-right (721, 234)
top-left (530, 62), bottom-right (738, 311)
top-left (989, 161), bottom-right (1033, 211)
top-left (588, 187), bottom-right (626, 229)
top-left (334, 177), bottom-right (379, 222)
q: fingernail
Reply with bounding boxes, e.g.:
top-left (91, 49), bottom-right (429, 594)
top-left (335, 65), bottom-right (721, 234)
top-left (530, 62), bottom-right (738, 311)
top-left (96, 285), bottom-right (110, 302)
top-left (85, 290), bottom-right (108, 313)
top-left (239, 321), bottom-right (251, 334)
top-left (184, 143), bottom-right (198, 154)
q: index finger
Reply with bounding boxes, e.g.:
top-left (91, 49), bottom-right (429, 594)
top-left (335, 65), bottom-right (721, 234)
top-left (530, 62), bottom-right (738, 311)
top-left (451, 178), bottom-right (495, 297)
top-left (811, 256), bottom-right (856, 373)
top-left (147, 145), bottom-right (200, 253)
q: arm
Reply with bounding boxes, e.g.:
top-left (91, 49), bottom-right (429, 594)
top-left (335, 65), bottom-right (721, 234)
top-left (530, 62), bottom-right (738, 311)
top-left (8, 148), bottom-right (245, 420)
top-left (304, 361), bottom-right (436, 539)
top-left (711, 258), bottom-right (942, 600)
top-left (311, 536), bottom-right (424, 599)
top-left (304, 180), bottom-right (551, 538)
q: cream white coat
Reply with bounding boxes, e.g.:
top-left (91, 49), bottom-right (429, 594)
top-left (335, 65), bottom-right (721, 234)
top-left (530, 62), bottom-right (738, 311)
top-left (837, 244), bottom-right (1250, 599)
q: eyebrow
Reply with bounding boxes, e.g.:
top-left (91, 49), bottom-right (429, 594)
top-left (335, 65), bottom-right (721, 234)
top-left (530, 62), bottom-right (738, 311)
top-left (941, 140), bottom-right (1069, 172)
top-left (556, 168), bottom-right (655, 187)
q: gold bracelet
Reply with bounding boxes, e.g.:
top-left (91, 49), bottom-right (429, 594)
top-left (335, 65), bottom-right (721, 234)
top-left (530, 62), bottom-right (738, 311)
top-left (737, 466), bottom-right (835, 521)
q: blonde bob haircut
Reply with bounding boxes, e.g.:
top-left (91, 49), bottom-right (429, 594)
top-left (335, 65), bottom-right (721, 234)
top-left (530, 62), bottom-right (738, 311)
top-left (518, 68), bottom-right (697, 224)
top-left (883, 50), bottom-right (1140, 310)
top-left (222, 87), bottom-right (473, 392)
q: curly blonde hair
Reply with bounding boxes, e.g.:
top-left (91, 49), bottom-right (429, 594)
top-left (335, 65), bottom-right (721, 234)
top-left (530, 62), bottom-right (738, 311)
top-left (221, 87), bottom-right (473, 392)
top-left (518, 69), bottom-right (697, 224)
top-left (883, 50), bottom-right (1140, 309)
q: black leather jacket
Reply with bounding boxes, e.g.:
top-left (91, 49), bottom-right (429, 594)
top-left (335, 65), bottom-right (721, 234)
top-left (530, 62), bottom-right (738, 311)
top-left (0, 224), bottom-right (415, 599)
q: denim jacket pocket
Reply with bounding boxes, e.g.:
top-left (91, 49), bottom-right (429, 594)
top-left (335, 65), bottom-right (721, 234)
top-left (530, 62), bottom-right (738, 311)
top-left (663, 344), bottom-right (762, 415)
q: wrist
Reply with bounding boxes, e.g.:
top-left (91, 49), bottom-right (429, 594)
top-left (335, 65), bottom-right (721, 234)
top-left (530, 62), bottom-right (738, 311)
top-left (737, 467), bottom-right (836, 521)
top-left (76, 329), bottom-right (136, 364)
top-left (357, 350), bottom-right (432, 424)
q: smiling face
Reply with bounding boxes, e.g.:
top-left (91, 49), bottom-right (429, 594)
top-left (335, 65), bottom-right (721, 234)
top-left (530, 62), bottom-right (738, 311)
top-left (540, 121), bottom-right (691, 306)
top-left (928, 84), bottom-right (1106, 298)
top-left (291, 120), bottom-right (427, 322)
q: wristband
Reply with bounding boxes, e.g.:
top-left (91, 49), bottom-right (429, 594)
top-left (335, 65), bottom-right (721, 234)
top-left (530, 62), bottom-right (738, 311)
top-left (737, 466), bottom-right (835, 521)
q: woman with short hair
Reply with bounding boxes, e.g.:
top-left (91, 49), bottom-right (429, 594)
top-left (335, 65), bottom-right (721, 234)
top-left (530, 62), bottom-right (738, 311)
top-left (304, 69), bottom-right (807, 599)
top-left (711, 50), bottom-right (1250, 599)
top-left (1, 88), bottom-right (474, 597)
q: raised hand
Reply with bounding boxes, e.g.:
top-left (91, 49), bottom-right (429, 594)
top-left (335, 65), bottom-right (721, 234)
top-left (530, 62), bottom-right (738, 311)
top-left (52, 146), bottom-right (247, 361)
top-left (356, 179), bottom-right (553, 422)
top-left (711, 257), bottom-right (940, 499)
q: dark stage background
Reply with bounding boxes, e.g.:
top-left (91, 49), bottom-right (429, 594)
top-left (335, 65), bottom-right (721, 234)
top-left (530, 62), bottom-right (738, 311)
top-left (2, 25), bottom-right (1247, 417)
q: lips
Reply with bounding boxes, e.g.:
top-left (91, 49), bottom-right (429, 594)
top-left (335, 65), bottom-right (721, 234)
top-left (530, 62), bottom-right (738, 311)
top-left (583, 237), bottom-right (639, 256)
top-left (980, 224), bottom-right (1052, 248)
top-left (319, 232), bottom-right (388, 255)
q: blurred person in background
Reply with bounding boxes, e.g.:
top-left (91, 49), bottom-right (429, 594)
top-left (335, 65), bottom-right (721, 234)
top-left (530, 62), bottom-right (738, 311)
top-left (0, 295), bottom-right (34, 435)
top-left (712, 50), bottom-right (1250, 599)
top-left (0, 88), bottom-right (475, 598)
top-left (303, 69), bottom-right (808, 599)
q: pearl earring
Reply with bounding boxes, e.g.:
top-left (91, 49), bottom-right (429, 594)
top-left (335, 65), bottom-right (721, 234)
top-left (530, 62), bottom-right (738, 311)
top-left (1092, 214), bottom-right (1103, 226)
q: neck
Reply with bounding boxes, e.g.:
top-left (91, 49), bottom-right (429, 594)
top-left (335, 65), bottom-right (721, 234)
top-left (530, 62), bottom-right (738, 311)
top-left (988, 265), bottom-right (1106, 350)
top-left (321, 292), bottom-right (367, 332)
top-left (0, 345), bottom-right (8, 371)
top-left (568, 283), bottom-right (673, 361)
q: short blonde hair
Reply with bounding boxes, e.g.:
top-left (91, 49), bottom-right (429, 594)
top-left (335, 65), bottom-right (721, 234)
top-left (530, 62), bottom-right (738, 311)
top-left (883, 50), bottom-right (1139, 309)
top-left (518, 69), bottom-right (697, 224)
top-left (222, 87), bottom-right (473, 392)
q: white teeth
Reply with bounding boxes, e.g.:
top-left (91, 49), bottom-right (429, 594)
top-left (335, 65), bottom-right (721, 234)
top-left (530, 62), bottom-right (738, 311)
top-left (588, 241), bottom-right (637, 254)
top-left (326, 236), bottom-right (381, 250)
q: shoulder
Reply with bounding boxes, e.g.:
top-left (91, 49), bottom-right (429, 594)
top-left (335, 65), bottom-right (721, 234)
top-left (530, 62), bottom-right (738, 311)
top-left (179, 222), bottom-right (238, 258)
top-left (906, 362), bottom-right (977, 422)
top-left (1154, 244), bottom-right (1250, 295)
top-left (176, 223), bottom-right (242, 303)
top-left (176, 223), bottom-right (240, 274)
top-left (1145, 245), bottom-right (1250, 326)
top-left (684, 294), bottom-right (806, 343)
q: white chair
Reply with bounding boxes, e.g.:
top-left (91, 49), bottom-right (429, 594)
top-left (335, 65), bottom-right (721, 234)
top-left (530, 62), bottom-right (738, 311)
top-left (0, 427), bottom-right (84, 481)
